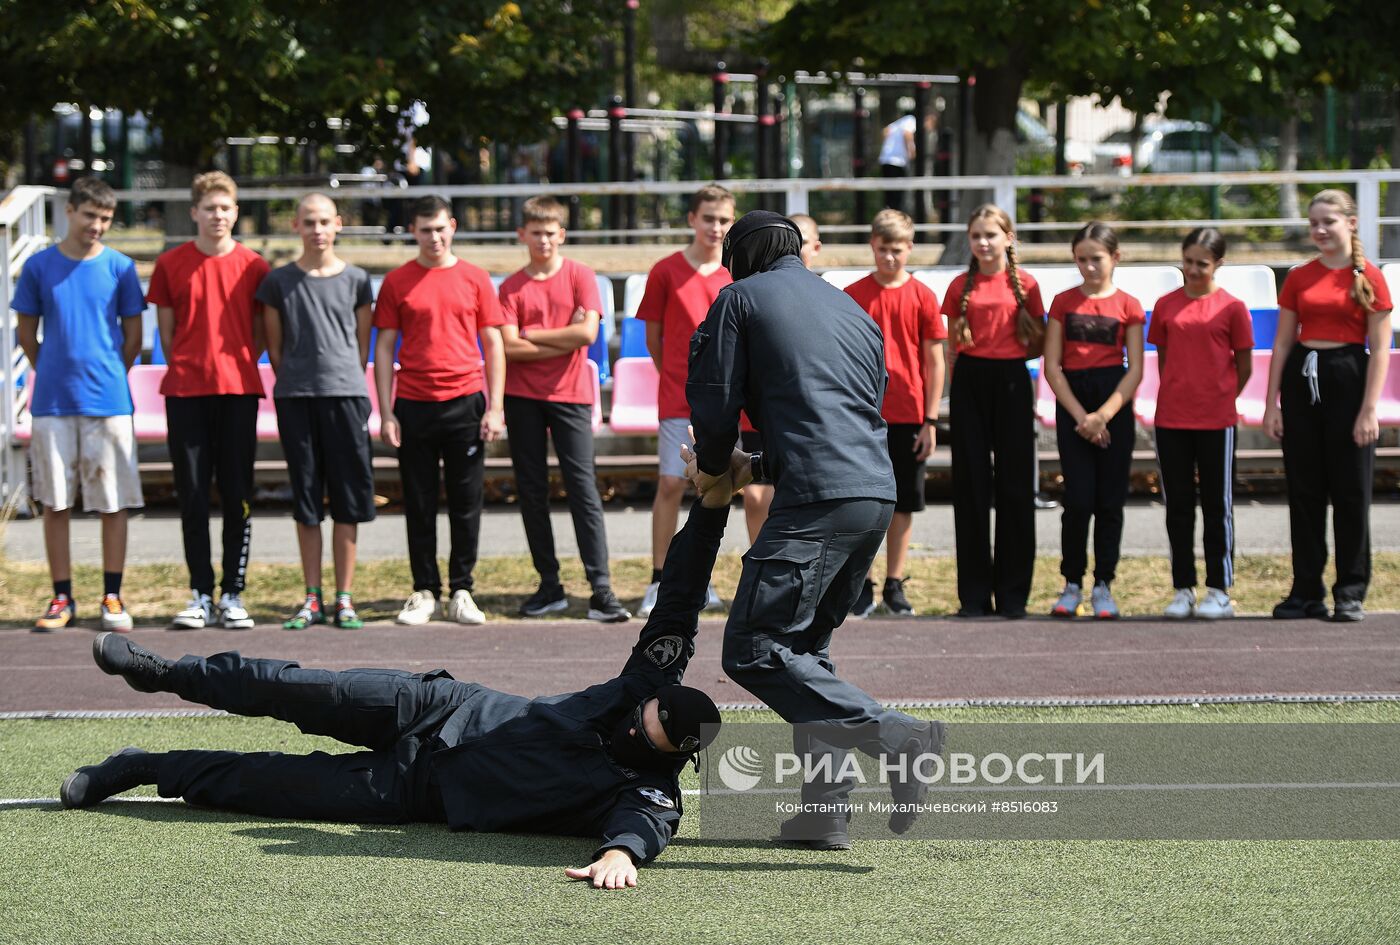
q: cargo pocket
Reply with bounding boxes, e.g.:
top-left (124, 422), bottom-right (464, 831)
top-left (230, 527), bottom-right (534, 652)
top-left (742, 538), bottom-right (823, 636)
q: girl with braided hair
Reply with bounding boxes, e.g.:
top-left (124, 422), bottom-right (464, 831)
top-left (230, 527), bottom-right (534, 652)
top-left (941, 204), bottom-right (1046, 618)
top-left (1043, 222), bottom-right (1145, 620)
top-left (1264, 189), bottom-right (1393, 622)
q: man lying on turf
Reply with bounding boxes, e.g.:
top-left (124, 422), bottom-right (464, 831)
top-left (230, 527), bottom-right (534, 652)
top-left (61, 450), bottom-right (745, 890)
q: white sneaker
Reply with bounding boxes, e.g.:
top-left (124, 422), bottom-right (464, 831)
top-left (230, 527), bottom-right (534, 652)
top-left (1195, 588), bottom-right (1235, 620)
top-left (704, 583), bottom-right (723, 611)
top-left (100, 594), bottom-right (134, 632)
top-left (172, 591), bottom-right (213, 629)
top-left (217, 593), bottom-right (255, 629)
top-left (396, 590), bottom-right (438, 626)
top-left (638, 581), bottom-right (661, 618)
top-left (1164, 587), bottom-right (1197, 619)
top-left (449, 589), bottom-right (486, 625)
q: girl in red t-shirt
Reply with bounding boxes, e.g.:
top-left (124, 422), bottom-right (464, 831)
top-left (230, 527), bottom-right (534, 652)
top-left (1264, 189), bottom-right (1394, 621)
top-left (943, 204), bottom-right (1046, 618)
top-left (1043, 222), bottom-right (1145, 620)
top-left (1150, 228), bottom-right (1254, 620)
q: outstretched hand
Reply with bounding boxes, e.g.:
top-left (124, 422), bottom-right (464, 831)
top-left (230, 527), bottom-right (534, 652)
top-left (565, 850), bottom-right (638, 889)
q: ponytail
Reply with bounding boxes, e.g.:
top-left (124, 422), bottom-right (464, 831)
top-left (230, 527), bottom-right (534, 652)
top-left (1350, 232), bottom-right (1377, 313)
top-left (952, 257), bottom-right (977, 348)
top-left (1006, 241), bottom-right (1044, 356)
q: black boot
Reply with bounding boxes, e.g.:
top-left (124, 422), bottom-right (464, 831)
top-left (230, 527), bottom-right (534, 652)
top-left (93, 632), bottom-right (175, 693)
top-left (60, 747), bottom-right (160, 808)
top-left (776, 811), bottom-right (852, 851)
top-left (888, 720), bottom-right (946, 834)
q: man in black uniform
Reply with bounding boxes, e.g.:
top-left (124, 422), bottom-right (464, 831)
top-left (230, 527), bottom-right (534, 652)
top-left (60, 486), bottom-right (736, 890)
top-left (685, 210), bottom-right (944, 849)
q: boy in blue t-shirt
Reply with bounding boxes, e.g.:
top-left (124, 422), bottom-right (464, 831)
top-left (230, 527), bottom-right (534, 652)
top-left (14, 177), bottom-right (146, 632)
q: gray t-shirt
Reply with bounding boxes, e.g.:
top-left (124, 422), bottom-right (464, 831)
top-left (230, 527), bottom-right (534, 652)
top-left (256, 262), bottom-right (374, 398)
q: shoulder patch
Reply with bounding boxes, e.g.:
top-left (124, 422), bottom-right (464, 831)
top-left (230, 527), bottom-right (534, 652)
top-left (638, 787), bottom-right (675, 809)
top-left (643, 635), bottom-right (686, 669)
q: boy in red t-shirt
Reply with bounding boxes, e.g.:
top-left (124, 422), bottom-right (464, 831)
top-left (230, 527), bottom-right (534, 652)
top-left (844, 210), bottom-right (947, 617)
top-left (498, 196), bottom-right (627, 623)
top-left (146, 171), bottom-right (268, 630)
top-left (635, 184), bottom-right (735, 617)
top-left (373, 195), bottom-right (505, 626)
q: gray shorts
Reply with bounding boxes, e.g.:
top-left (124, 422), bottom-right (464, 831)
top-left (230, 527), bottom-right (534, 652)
top-left (657, 417), bottom-right (693, 478)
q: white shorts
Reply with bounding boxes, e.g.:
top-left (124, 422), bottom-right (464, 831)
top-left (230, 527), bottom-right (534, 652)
top-left (29, 415), bottom-right (144, 513)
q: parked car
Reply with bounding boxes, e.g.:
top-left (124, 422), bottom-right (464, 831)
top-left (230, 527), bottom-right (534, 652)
top-left (1092, 119), bottom-right (1260, 175)
top-left (1016, 108), bottom-right (1094, 175)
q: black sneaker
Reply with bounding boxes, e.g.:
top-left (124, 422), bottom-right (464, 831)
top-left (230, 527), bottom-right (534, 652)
top-left (849, 579), bottom-right (876, 619)
top-left (883, 577), bottom-right (915, 616)
top-left (93, 632), bottom-right (173, 693)
top-left (1272, 597), bottom-right (1329, 620)
top-left (1332, 599), bottom-right (1365, 622)
top-left (888, 720), bottom-right (946, 834)
top-left (519, 583), bottom-right (568, 617)
top-left (587, 588), bottom-right (631, 623)
top-left (61, 747), bottom-right (157, 808)
top-left (775, 811), bottom-right (851, 851)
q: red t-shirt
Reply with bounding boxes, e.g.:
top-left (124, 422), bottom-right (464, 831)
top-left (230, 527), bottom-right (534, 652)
top-left (498, 258), bottom-right (601, 404)
top-left (1149, 287), bottom-right (1254, 429)
top-left (636, 251), bottom-right (731, 419)
top-left (1048, 288), bottom-right (1146, 371)
top-left (846, 274), bottom-right (947, 424)
top-left (373, 258), bottom-right (504, 402)
top-left (941, 270), bottom-right (1045, 359)
top-left (1279, 259), bottom-right (1392, 345)
top-left (146, 241), bottom-right (268, 397)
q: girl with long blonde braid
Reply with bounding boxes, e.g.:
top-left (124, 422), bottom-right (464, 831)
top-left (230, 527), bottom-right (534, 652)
top-left (1264, 189), bottom-right (1392, 621)
top-left (941, 205), bottom-right (1046, 618)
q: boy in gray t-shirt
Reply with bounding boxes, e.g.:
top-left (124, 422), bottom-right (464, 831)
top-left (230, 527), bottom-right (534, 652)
top-left (256, 193), bottom-right (376, 629)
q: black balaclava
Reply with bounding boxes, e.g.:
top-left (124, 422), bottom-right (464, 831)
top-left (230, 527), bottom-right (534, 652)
top-left (608, 685), bottom-right (722, 771)
top-left (722, 210), bottom-right (802, 280)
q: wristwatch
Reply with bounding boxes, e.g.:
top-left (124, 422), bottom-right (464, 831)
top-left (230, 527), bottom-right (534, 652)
top-left (924, 416), bottom-right (938, 426)
top-left (749, 451), bottom-right (770, 485)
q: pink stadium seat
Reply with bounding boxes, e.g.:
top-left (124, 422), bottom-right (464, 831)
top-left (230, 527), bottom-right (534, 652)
top-left (608, 356), bottom-right (659, 434)
top-left (588, 359), bottom-right (603, 433)
top-left (1235, 350), bottom-right (1274, 427)
top-left (1376, 361), bottom-right (1400, 426)
top-left (12, 371), bottom-right (36, 443)
top-left (1132, 351), bottom-right (1160, 427)
top-left (364, 365), bottom-right (381, 439)
top-left (128, 365), bottom-right (169, 442)
top-left (256, 363), bottom-right (279, 441)
top-left (1034, 363), bottom-right (1057, 427)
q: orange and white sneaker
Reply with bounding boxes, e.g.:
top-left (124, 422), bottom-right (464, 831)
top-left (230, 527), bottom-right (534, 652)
top-left (34, 595), bottom-right (75, 632)
top-left (100, 594), bottom-right (134, 633)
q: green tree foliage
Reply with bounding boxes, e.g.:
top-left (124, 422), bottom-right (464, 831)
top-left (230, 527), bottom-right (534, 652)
top-left (0, 0), bottom-right (614, 167)
top-left (760, 0), bottom-right (1318, 176)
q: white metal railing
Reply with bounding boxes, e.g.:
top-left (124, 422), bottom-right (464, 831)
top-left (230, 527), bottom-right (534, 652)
top-left (103, 168), bottom-right (1400, 260)
top-left (1, 186), bottom-right (55, 505)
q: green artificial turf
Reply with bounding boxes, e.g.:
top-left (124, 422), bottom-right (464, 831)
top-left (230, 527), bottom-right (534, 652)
top-left (3, 705), bottom-right (1399, 945)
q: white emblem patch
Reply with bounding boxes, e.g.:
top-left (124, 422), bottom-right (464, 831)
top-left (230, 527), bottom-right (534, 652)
top-left (638, 787), bottom-right (675, 809)
top-left (644, 635), bottom-right (685, 669)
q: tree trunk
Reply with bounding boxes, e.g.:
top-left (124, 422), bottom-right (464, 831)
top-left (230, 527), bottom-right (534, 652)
top-left (941, 59), bottom-right (1023, 266)
top-left (1279, 104), bottom-right (1301, 240)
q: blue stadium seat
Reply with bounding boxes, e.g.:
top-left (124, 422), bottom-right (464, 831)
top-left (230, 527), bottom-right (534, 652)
top-left (619, 316), bottom-right (649, 359)
top-left (1250, 309), bottom-right (1279, 349)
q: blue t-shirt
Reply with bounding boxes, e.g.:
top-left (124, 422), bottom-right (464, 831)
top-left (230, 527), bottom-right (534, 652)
top-left (13, 245), bottom-right (146, 416)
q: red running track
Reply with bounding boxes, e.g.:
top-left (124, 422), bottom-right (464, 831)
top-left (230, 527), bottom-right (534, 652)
top-left (3, 615), bottom-right (1398, 713)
